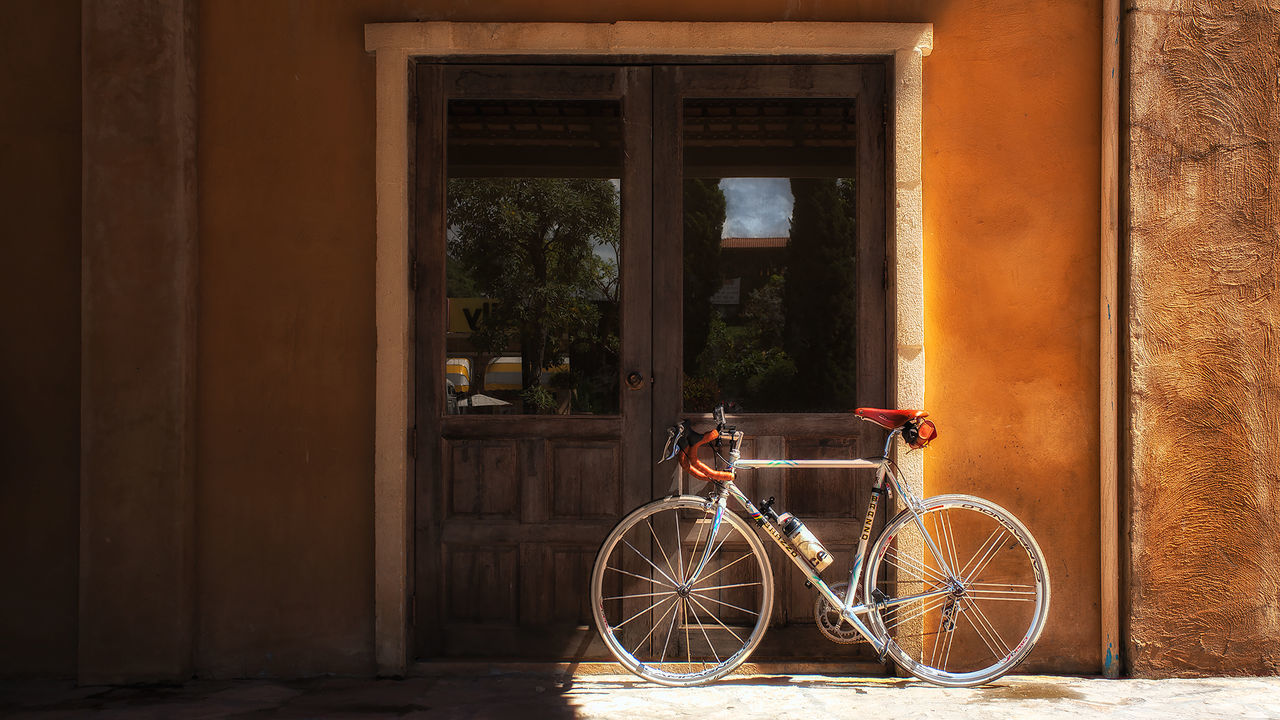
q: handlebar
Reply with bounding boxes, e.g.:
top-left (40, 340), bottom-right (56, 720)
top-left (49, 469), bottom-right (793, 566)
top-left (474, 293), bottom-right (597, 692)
top-left (661, 407), bottom-right (735, 483)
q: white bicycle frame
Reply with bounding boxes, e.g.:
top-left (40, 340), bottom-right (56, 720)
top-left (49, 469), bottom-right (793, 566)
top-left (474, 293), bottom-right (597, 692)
top-left (698, 425), bottom-right (960, 655)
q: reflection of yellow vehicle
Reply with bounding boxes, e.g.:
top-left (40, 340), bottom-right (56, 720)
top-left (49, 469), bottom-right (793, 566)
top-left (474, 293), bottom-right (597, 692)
top-left (447, 355), bottom-right (570, 393)
top-left (446, 358), bottom-right (472, 393)
top-left (484, 356), bottom-right (523, 390)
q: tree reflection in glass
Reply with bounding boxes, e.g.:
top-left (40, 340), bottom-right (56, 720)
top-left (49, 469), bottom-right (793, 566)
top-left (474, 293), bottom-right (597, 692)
top-left (447, 178), bottom-right (621, 415)
top-left (683, 177), bottom-right (859, 413)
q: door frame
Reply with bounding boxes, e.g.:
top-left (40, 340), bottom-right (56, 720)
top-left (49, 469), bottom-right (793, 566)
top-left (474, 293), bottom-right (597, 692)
top-left (365, 20), bottom-right (933, 675)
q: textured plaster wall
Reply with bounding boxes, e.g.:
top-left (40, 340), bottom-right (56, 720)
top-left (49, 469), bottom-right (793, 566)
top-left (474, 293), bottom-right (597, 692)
top-left (0, 1), bottom-right (81, 677)
top-left (1126, 0), bottom-right (1280, 675)
top-left (197, 0), bottom-right (1100, 675)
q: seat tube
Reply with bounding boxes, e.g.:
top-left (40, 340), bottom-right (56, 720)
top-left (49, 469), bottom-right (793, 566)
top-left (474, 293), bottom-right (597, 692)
top-left (843, 461), bottom-right (888, 614)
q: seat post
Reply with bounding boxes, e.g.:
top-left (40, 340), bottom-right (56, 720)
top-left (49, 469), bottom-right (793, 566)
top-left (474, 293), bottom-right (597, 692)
top-left (881, 427), bottom-right (901, 459)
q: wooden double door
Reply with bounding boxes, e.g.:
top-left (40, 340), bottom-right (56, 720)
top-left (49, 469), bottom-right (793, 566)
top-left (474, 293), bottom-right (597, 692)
top-left (413, 61), bottom-right (890, 664)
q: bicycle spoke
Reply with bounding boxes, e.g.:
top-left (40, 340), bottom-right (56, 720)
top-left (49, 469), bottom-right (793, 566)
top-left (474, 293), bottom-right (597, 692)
top-left (675, 509), bottom-right (684, 585)
top-left (910, 511), bottom-right (958, 579)
top-left (623, 538), bottom-right (679, 588)
top-left (965, 597), bottom-right (1013, 658)
top-left (647, 519), bottom-right (679, 586)
top-left (687, 595), bottom-right (747, 645)
top-left (606, 564), bottom-right (675, 589)
top-left (883, 547), bottom-right (948, 586)
top-left (629, 595), bottom-right (681, 657)
top-left (614, 592), bottom-right (678, 631)
top-left (961, 605), bottom-right (1003, 661)
top-left (940, 614), bottom-right (957, 671)
top-left (931, 511), bottom-right (959, 581)
top-left (692, 581), bottom-right (762, 592)
top-left (964, 589), bottom-right (1037, 602)
top-left (688, 591), bottom-right (760, 617)
top-left (659, 597), bottom-right (681, 663)
top-left (962, 532), bottom-right (1013, 587)
top-left (603, 590), bottom-right (675, 601)
top-left (689, 552), bottom-right (754, 589)
top-left (929, 608), bottom-right (947, 668)
top-left (944, 511), bottom-right (963, 578)
top-left (962, 577), bottom-right (1038, 602)
top-left (882, 546), bottom-right (950, 587)
top-left (967, 582), bottom-right (1036, 589)
top-left (683, 598), bottom-right (692, 665)
top-left (882, 594), bottom-right (951, 633)
top-left (685, 598), bottom-right (722, 665)
top-left (957, 529), bottom-right (1001, 581)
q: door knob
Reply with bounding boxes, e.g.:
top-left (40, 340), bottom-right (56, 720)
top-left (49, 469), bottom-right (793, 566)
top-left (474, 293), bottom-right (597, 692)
top-left (626, 371), bottom-right (645, 390)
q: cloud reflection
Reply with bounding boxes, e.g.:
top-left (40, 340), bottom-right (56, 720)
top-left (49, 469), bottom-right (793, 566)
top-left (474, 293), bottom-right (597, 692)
top-left (720, 178), bottom-right (794, 238)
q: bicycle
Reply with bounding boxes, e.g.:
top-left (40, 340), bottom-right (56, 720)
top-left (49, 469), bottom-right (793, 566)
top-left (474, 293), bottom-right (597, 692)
top-left (589, 405), bottom-right (1049, 687)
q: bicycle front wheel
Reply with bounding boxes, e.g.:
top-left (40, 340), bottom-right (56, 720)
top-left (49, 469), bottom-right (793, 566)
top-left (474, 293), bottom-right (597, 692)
top-left (863, 494), bottom-right (1050, 687)
top-left (590, 495), bottom-right (774, 686)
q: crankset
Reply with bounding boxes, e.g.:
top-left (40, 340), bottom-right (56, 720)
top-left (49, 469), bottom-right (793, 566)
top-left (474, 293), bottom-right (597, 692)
top-left (814, 582), bottom-right (866, 644)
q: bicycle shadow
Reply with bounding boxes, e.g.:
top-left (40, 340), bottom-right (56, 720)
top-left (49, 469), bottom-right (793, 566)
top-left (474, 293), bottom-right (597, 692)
top-left (715, 674), bottom-right (918, 690)
top-left (561, 674), bottom-right (920, 692)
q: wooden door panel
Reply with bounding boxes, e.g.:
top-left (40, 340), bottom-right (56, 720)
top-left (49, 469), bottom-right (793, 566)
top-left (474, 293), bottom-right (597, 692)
top-left (548, 440), bottom-right (621, 520)
top-left (445, 440), bottom-right (520, 519)
top-left (446, 545), bottom-right (519, 623)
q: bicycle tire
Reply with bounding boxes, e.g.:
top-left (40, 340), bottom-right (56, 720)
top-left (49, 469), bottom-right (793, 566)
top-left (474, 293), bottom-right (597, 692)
top-left (590, 495), bottom-right (774, 686)
top-left (863, 494), bottom-right (1050, 687)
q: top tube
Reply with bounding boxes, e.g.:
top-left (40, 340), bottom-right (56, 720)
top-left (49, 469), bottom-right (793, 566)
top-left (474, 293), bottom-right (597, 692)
top-left (732, 458), bottom-right (882, 469)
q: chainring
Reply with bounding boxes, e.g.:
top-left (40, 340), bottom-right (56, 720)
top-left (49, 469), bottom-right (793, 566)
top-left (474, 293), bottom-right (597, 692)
top-left (814, 582), bottom-right (865, 644)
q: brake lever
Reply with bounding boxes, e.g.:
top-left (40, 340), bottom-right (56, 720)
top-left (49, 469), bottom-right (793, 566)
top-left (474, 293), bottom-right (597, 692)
top-left (659, 425), bottom-right (683, 463)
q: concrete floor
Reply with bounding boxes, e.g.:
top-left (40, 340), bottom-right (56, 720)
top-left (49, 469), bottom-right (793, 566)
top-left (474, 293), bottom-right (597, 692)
top-left (4, 671), bottom-right (1280, 719)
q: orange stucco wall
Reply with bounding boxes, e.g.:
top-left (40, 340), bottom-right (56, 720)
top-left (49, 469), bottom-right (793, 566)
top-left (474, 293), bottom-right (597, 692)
top-left (0, 1), bottom-right (81, 678)
top-left (195, 0), bottom-right (1101, 675)
top-left (917, 4), bottom-right (1102, 673)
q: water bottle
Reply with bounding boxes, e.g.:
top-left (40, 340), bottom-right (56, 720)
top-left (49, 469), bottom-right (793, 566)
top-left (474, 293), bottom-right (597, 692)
top-left (776, 512), bottom-right (833, 572)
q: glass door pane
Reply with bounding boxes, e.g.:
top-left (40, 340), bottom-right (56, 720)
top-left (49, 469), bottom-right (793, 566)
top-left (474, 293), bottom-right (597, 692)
top-left (681, 98), bottom-right (860, 413)
top-left (446, 98), bottom-right (623, 415)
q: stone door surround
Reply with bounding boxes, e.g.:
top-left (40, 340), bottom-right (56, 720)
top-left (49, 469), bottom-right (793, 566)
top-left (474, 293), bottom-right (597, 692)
top-left (365, 21), bottom-right (932, 674)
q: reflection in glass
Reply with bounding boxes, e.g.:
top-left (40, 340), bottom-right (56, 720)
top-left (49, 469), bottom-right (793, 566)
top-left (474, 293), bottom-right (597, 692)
top-left (446, 99), bottom-right (622, 415)
top-left (682, 98), bottom-right (860, 413)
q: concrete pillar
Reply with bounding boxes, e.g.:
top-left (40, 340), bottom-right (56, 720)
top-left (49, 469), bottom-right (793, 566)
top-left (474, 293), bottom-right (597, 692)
top-left (80, 0), bottom-right (197, 684)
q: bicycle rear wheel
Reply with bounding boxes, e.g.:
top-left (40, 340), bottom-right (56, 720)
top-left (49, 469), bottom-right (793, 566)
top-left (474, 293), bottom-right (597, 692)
top-left (590, 495), bottom-right (774, 686)
top-left (863, 494), bottom-right (1049, 687)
